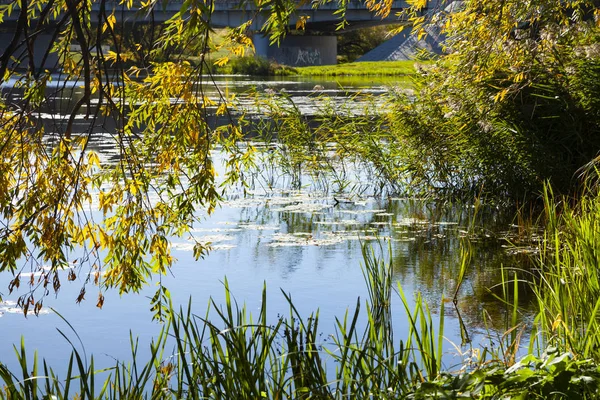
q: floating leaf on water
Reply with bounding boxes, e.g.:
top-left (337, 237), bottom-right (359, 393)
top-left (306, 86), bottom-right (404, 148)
top-left (506, 247), bottom-right (539, 255)
top-left (170, 242), bottom-right (196, 251)
top-left (392, 237), bottom-right (417, 242)
top-left (195, 234), bottom-right (235, 244)
top-left (271, 233), bottom-right (311, 243)
top-left (389, 197), bottom-right (428, 201)
top-left (211, 244), bottom-right (237, 250)
top-left (266, 197), bottom-right (308, 206)
top-left (239, 223), bottom-right (280, 231)
top-left (370, 222), bottom-right (391, 226)
top-left (315, 220), bottom-right (362, 226)
top-left (189, 227), bottom-right (243, 233)
top-left (268, 233), bottom-right (343, 247)
top-left (359, 235), bottom-right (391, 241)
top-left (394, 218), bottom-right (430, 226)
top-left (320, 231), bottom-right (387, 242)
top-left (339, 209), bottom-right (386, 215)
top-left (347, 228), bottom-right (378, 234)
top-left (272, 203), bottom-right (332, 213)
top-left (223, 199), bottom-right (265, 208)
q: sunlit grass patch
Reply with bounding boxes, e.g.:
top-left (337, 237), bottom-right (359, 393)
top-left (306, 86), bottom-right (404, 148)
top-left (295, 60), bottom-right (426, 77)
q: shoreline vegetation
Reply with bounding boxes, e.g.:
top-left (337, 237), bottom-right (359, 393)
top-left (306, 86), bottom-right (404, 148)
top-left (3, 201), bottom-right (600, 399)
top-left (210, 56), bottom-right (422, 77)
top-left (294, 60), bottom-right (422, 76)
top-left (2, 0), bottom-right (600, 397)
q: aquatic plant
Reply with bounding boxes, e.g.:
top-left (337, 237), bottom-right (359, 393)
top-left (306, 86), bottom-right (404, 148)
top-left (248, 1), bottom-right (600, 200)
top-left (531, 173), bottom-right (600, 360)
top-left (2, 242), bottom-right (600, 399)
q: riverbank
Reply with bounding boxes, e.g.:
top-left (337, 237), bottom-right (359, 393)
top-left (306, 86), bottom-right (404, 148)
top-left (293, 59), bottom-right (419, 76)
top-left (210, 56), bottom-right (420, 77)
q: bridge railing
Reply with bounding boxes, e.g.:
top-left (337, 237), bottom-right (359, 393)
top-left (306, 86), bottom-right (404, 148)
top-left (0, 0), bottom-right (412, 8)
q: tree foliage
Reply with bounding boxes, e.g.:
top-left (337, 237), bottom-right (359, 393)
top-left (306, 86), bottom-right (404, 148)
top-left (337, 25), bottom-right (392, 62)
top-left (1, 0), bottom-right (599, 314)
top-left (0, 0), bottom-right (400, 314)
top-left (389, 0), bottom-right (600, 197)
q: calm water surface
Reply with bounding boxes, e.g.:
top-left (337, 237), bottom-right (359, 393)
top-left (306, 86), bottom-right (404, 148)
top-left (0, 75), bottom-right (532, 376)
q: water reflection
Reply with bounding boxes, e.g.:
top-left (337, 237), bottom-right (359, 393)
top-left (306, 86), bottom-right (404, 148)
top-left (219, 189), bottom-right (536, 332)
top-left (0, 75), bottom-right (535, 377)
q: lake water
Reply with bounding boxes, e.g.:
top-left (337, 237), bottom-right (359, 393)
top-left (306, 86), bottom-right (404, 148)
top-left (0, 74), bottom-right (533, 378)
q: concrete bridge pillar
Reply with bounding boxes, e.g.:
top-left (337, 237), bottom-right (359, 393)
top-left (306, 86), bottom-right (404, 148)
top-left (253, 34), bottom-right (337, 66)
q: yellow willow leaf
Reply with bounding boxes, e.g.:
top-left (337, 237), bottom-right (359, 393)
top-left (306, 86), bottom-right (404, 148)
top-left (99, 229), bottom-right (111, 249)
top-left (203, 95), bottom-right (216, 107)
top-left (232, 45), bottom-right (247, 57)
top-left (514, 72), bottom-right (525, 83)
top-left (411, 15), bottom-right (425, 27)
top-left (87, 151), bottom-right (100, 168)
top-left (214, 57), bottom-right (229, 67)
top-left (407, 0), bottom-right (427, 10)
top-left (390, 24), bottom-right (405, 35)
top-left (105, 51), bottom-right (119, 62)
top-left (296, 15), bottom-right (309, 31)
top-left (216, 103), bottom-right (227, 116)
top-left (103, 13), bottom-right (116, 33)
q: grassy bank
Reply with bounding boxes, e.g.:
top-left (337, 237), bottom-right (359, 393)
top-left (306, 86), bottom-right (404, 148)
top-left (208, 56), bottom-right (419, 77)
top-left (292, 60), bottom-right (419, 77)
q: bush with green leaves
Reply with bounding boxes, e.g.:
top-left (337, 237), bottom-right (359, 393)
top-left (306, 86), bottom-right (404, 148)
top-left (382, 0), bottom-right (600, 199)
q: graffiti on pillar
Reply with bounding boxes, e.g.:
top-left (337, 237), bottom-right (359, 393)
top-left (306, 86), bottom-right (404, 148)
top-left (294, 48), bottom-right (321, 66)
top-left (276, 46), bottom-right (324, 66)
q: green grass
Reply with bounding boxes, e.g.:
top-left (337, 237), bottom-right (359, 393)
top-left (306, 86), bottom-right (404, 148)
top-left (293, 60), bottom-right (423, 77)
top-left (4, 240), bottom-right (600, 398)
top-left (530, 178), bottom-right (600, 360)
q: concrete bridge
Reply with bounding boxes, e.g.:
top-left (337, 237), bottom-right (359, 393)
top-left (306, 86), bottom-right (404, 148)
top-left (0, 0), bottom-right (440, 68)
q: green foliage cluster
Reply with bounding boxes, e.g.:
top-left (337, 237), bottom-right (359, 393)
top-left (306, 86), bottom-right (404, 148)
top-left (337, 25), bottom-right (394, 63)
top-left (246, 1), bottom-right (600, 199)
top-left (417, 349), bottom-right (600, 399)
top-left (214, 56), bottom-right (297, 76)
top-left (382, 0), bottom-right (600, 198)
top-left (242, 92), bottom-right (406, 194)
top-left (0, 0), bottom-right (264, 312)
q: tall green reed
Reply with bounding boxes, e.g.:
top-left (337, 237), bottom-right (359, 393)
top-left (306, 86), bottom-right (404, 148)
top-left (532, 180), bottom-right (600, 360)
top-left (5, 233), bottom-right (599, 399)
top-left (0, 242), bottom-right (450, 399)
